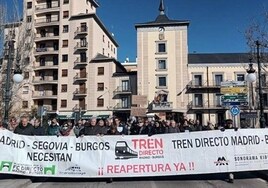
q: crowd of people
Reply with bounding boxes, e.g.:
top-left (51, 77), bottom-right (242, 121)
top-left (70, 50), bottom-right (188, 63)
top-left (0, 115), bottom-right (238, 137)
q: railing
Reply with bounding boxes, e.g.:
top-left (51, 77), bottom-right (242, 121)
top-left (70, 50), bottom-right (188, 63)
top-left (35, 3), bottom-right (59, 10)
top-left (35, 47), bottom-right (58, 53)
top-left (74, 26), bottom-right (88, 36)
top-left (73, 73), bottom-right (88, 81)
top-left (113, 86), bottom-right (131, 95)
top-left (73, 88), bottom-right (87, 95)
top-left (35, 16), bottom-right (59, 25)
top-left (74, 57), bottom-right (88, 66)
top-left (187, 80), bottom-right (222, 88)
top-left (35, 33), bottom-right (59, 39)
top-left (152, 102), bottom-right (173, 111)
top-left (73, 104), bottom-right (87, 111)
top-left (114, 103), bottom-right (131, 110)
top-left (32, 76), bottom-right (58, 83)
top-left (74, 42), bottom-right (88, 50)
top-left (33, 91), bottom-right (57, 98)
top-left (33, 62), bottom-right (58, 68)
top-left (187, 101), bottom-right (228, 109)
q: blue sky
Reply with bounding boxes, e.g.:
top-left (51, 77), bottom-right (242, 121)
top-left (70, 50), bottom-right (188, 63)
top-left (4, 0), bottom-right (268, 62)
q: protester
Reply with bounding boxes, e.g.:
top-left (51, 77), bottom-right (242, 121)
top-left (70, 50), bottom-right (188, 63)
top-left (79, 117), bottom-right (102, 136)
top-left (32, 118), bottom-right (46, 135)
top-left (8, 117), bottom-right (18, 132)
top-left (59, 120), bottom-right (74, 136)
top-left (114, 117), bottom-right (128, 135)
top-left (202, 121), bottom-right (215, 131)
top-left (73, 120), bottom-right (84, 137)
top-left (14, 116), bottom-right (34, 136)
top-left (47, 118), bottom-right (60, 136)
top-left (98, 119), bottom-right (107, 135)
top-left (166, 120), bottom-right (180, 133)
top-left (107, 124), bottom-right (120, 135)
top-left (151, 121), bottom-right (165, 135)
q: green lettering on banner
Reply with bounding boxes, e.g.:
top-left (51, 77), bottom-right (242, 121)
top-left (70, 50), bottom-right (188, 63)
top-left (44, 165), bottom-right (56, 175)
top-left (0, 161), bottom-right (13, 172)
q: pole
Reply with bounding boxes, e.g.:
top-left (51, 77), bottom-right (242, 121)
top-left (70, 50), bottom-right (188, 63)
top-left (256, 40), bottom-right (266, 128)
top-left (3, 41), bottom-right (14, 128)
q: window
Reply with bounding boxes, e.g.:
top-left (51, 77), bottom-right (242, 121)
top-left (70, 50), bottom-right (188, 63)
top-left (215, 74), bottom-right (223, 86)
top-left (81, 23), bottom-right (87, 32)
top-left (158, 76), bottom-right (167, 87)
top-left (193, 75), bottom-right (202, 86)
top-left (24, 72), bottom-right (29, 79)
top-left (108, 41), bottom-right (110, 48)
top-left (157, 43), bottom-right (166, 53)
top-left (61, 84), bottom-right (67, 92)
top-left (63, 25), bottom-right (69, 33)
top-left (80, 38), bottom-right (87, 47)
top-left (62, 40), bottom-right (68, 47)
top-left (194, 94), bottom-right (203, 107)
top-left (121, 97), bottom-right (129, 108)
top-left (22, 86), bottom-right (29, 94)
top-left (61, 100), bottom-right (67, 108)
top-left (27, 2), bottom-right (32, 9)
top-left (102, 48), bottom-right (105, 55)
top-left (62, 69), bottom-right (68, 77)
top-left (158, 59), bottom-right (166, 70)
top-left (98, 67), bottom-right (104, 75)
top-left (215, 94), bottom-right (222, 107)
top-left (97, 98), bottom-right (104, 107)
top-left (53, 56), bottom-right (58, 65)
top-left (103, 35), bottom-right (105, 42)
top-left (122, 80), bottom-right (129, 91)
top-left (97, 83), bottom-right (104, 91)
top-left (63, 11), bottom-right (69, 18)
top-left (236, 74), bottom-right (245, 81)
top-left (22, 101), bottom-right (28, 108)
top-left (80, 53), bottom-right (87, 62)
top-left (62, 54), bottom-right (68, 62)
top-left (27, 16), bottom-right (32, 23)
top-left (63, 0), bottom-right (69, 4)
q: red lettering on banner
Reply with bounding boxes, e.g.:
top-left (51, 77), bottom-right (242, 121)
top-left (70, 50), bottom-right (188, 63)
top-left (106, 164), bottom-right (171, 174)
top-left (132, 138), bottom-right (163, 149)
top-left (173, 163), bottom-right (187, 171)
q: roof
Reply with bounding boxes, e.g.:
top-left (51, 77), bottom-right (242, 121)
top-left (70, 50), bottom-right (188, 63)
top-left (188, 53), bottom-right (250, 64)
top-left (135, 0), bottom-right (189, 28)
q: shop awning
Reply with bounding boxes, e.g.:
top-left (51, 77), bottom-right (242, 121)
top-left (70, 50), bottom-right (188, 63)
top-left (58, 112), bottom-right (75, 120)
top-left (82, 111), bottom-right (112, 120)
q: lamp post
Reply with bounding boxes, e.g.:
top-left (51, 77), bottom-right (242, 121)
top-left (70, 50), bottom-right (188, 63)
top-left (246, 40), bottom-right (266, 128)
top-left (3, 40), bottom-right (23, 128)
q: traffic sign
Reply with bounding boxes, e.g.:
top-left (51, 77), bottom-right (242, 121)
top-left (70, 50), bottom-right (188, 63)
top-left (221, 95), bottom-right (248, 102)
top-left (220, 87), bottom-right (247, 94)
top-left (221, 81), bottom-right (246, 87)
top-left (230, 106), bottom-right (240, 116)
top-left (222, 101), bottom-right (248, 106)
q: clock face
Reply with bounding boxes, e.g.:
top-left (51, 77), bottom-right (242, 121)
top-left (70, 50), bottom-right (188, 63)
top-left (159, 27), bottom-right (165, 32)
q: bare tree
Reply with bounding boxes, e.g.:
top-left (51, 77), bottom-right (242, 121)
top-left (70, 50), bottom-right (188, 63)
top-left (0, 0), bottom-right (35, 119)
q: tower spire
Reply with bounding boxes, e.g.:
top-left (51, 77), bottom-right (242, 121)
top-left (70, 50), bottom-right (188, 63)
top-left (159, 0), bottom-right (165, 15)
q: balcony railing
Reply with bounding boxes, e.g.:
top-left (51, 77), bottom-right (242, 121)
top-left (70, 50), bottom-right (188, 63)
top-left (33, 91), bottom-right (57, 99)
top-left (73, 73), bottom-right (88, 82)
top-left (74, 26), bottom-right (88, 36)
top-left (73, 88), bottom-right (87, 97)
top-left (73, 104), bottom-right (87, 111)
top-left (187, 80), bottom-right (222, 88)
top-left (187, 101), bottom-right (229, 110)
top-left (32, 76), bottom-right (58, 84)
top-left (113, 86), bottom-right (131, 95)
top-left (152, 102), bottom-right (173, 111)
top-left (74, 57), bottom-right (88, 67)
top-left (35, 3), bottom-right (60, 11)
top-left (35, 47), bottom-right (59, 55)
top-left (35, 16), bottom-right (59, 25)
top-left (35, 33), bottom-right (59, 40)
top-left (114, 103), bottom-right (131, 110)
top-left (74, 42), bottom-right (88, 50)
top-left (33, 62), bottom-right (58, 69)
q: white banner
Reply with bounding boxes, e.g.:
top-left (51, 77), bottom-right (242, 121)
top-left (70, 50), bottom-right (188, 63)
top-left (0, 129), bottom-right (268, 177)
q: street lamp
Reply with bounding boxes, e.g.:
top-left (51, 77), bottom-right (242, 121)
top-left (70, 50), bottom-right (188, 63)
top-left (246, 40), bottom-right (266, 128)
top-left (3, 40), bottom-right (23, 128)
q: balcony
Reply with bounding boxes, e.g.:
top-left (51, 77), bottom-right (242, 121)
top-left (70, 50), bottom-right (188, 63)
top-left (73, 88), bottom-right (87, 98)
top-left (33, 62), bottom-right (58, 70)
top-left (34, 47), bottom-right (59, 56)
top-left (35, 3), bottom-right (60, 14)
top-left (35, 16), bottom-right (59, 27)
top-left (73, 104), bottom-right (87, 111)
top-left (74, 42), bottom-right (88, 51)
top-left (186, 80), bottom-right (221, 94)
top-left (74, 26), bottom-right (88, 37)
top-left (32, 76), bottom-right (58, 85)
top-left (187, 101), bottom-right (232, 113)
top-left (151, 102), bottom-right (173, 111)
top-left (113, 86), bottom-right (132, 95)
top-left (74, 57), bottom-right (88, 68)
top-left (113, 103), bottom-right (131, 111)
top-left (33, 91), bottom-right (57, 99)
top-left (73, 73), bottom-right (88, 83)
top-left (35, 33), bottom-right (59, 42)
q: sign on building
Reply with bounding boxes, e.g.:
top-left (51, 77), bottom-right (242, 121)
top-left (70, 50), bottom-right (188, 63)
top-left (130, 107), bottom-right (147, 117)
top-left (132, 95), bottom-right (148, 105)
